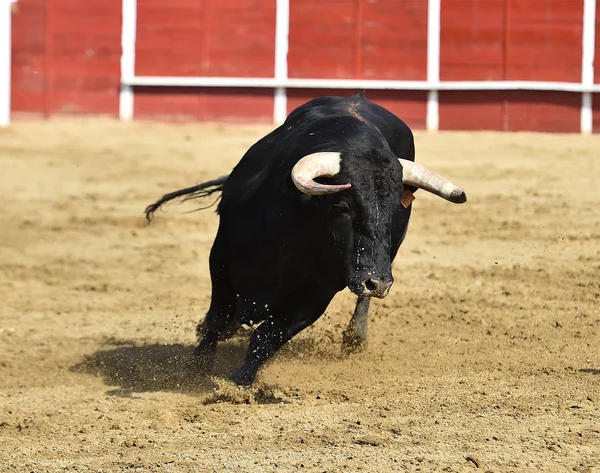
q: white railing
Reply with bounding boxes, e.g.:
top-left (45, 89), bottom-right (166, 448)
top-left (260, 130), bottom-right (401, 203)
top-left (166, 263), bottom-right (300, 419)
top-left (426, 0), bottom-right (441, 132)
top-left (581, 0), bottom-right (597, 133)
top-left (126, 76), bottom-right (600, 94)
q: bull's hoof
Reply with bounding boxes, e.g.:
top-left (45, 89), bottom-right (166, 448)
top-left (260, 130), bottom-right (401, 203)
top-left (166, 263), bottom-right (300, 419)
top-left (230, 366), bottom-right (256, 387)
top-left (341, 328), bottom-right (368, 354)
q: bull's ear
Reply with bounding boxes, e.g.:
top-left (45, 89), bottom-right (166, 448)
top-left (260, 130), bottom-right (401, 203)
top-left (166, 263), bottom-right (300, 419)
top-left (398, 159), bottom-right (467, 204)
top-left (400, 190), bottom-right (415, 208)
top-left (291, 152), bottom-right (351, 195)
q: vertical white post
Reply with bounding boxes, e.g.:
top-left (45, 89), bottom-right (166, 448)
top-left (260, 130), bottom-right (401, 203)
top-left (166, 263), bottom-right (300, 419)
top-left (273, 0), bottom-right (289, 125)
top-left (120, 0), bottom-right (137, 120)
top-left (0, 0), bottom-right (11, 127)
top-left (581, 0), bottom-right (596, 134)
top-left (426, 0), bottom-right (441, 131)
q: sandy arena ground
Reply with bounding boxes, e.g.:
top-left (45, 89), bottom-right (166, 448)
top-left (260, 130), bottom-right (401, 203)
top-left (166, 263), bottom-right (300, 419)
top-left (0, 119), bottom-right (599, 472)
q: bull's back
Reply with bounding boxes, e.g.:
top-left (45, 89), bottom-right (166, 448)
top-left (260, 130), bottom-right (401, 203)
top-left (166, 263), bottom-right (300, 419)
top-left (354, 99), bottom-right (415, 162)
top-left (288, 94), bottom-right (415, 161)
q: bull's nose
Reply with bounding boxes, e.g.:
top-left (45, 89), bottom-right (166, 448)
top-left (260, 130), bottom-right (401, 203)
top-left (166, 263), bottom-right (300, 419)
top-left (361, 277), bottom-right (393, 298)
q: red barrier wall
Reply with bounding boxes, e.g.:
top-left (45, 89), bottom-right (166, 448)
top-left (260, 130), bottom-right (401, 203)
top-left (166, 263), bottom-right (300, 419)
top-left (11, 0), bottom-right (121, 116)
top-left (134, 0), bottom-right (276, 122)
top-left (287, 0), bottom-right (428, 128)
top-left (440, 0), bottom-right (584, 132)
top-left (11, 0), bottom-right (46, 114)
top-left (9, 0), bottom-right (599, 132)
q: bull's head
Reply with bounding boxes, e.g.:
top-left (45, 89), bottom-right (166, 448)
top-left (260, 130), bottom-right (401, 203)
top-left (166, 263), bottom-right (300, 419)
top-left (291, 151), bottom-right (467, 298)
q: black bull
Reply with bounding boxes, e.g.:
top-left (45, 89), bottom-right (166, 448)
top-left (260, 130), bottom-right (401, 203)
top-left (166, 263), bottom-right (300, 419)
top-left (145, 93), bottom-right (467, 385)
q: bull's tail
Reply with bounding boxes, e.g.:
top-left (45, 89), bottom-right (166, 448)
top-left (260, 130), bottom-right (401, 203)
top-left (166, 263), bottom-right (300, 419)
top-left (145, 175), bottom-right (228, 222)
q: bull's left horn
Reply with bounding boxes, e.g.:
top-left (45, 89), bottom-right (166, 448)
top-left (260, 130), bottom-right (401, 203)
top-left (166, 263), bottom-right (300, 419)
top-left (291, 152), bottom-right (352, 195)
top-left (398, 159), bottom-right (467, 204)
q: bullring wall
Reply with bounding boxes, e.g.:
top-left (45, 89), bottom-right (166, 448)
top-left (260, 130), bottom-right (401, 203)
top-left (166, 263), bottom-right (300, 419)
top-left (10, 0), bottom-right (600, 132)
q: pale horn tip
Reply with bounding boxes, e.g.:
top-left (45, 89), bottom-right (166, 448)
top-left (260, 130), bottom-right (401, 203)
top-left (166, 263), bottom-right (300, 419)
top-left (441, 181), bottom-right (468, 204)
top-left (450, 190), bottom-right (468, 204)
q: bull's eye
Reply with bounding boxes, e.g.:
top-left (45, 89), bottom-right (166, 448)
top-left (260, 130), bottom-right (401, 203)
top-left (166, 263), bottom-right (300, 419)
top-left (333, 201), bottom-right (351, 215)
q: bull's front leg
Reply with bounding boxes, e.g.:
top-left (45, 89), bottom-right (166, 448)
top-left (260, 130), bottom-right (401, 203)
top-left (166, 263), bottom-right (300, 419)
top-left (230, 282), bottom-right (334, 386)
top-left (342, 296), bottom-right (371, 353)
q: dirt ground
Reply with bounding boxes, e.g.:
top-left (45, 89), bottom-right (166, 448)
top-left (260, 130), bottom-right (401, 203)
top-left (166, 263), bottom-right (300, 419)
top-left (0, 118), bottom-right (599, 473)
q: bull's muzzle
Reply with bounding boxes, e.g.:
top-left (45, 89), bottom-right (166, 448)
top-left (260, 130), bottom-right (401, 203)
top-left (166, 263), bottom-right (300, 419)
top-left (358, 276), bottom-right (393, 299)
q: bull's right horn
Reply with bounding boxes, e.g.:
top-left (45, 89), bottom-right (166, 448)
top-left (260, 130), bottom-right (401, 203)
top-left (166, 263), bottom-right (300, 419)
top-left (398, 159), bottom-right (467, 204)
top-left (291, 152), bottom-right (352, 195)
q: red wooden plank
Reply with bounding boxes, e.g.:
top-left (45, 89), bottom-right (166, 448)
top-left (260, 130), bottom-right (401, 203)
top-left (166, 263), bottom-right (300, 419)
top-left (440, 91), bottom-right (506, 130)
top-left (11, 91), bottom-right (46, 114)
top-left (134, 87), bottom-right (274, 124)
top-left (440, 0), bottom-right (505, 81)
top-left (10, 0), bottom-right (47, 113)
top-left (442, 0), bottom-right (506, 24)
top-left (359, 46), bottom-right (427, 80)
top-left (593, 95), bottom-right (600, 133)
top-left (504, 0), bottom-right (583, 82)
top-left (289, 46), bottom-right (357, 79)
top-left (361, 0), bottom-right (427, 80)
top-left (136, 1), bottom-right (203, 77)
top-left (199, 88), bottom-right (274, 123)
top-left (505, 91), bottom-right (580, 132)
top-left (136, 0), bottom-right (275, 78)
top-left (442, 0), bottom-right (583, 83)
top-left (49, 69), bottom-right (120, 92)
top-left (439, 43), bottom-right (505, 80)
top-left (509, 0), bottom-right (583, 23)
top-left (290, 0), bottom-right (427, 80)
top-left (440, 91), bottom-right (580, 132)
top-left (134, 87), bottom-right (203, 120)
top-left (289, 0), bottom-right (356, 79)
top-left (50, 92), bottom-right (120, 115)
top-left (45, 0), bottom-right (122, 116)
top-left (11, 55), bottom-right (45, 92)
top-left (135, 49), bottom-right (206, 77)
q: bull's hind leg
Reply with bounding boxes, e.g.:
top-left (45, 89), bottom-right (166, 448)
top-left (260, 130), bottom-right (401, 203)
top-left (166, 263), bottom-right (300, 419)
top-left (193, 241), bottom-right (237, 371)
top-left (230, 281), bottom-right (335, 386)
top-left (193, 285), bottom-right (237, 371)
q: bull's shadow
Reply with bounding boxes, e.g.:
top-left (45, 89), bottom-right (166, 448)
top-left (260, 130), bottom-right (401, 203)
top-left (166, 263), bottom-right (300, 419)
top-left (72, 326), bottom-right (350, 396)
top-left (71, 338), bottom-right (248, 396)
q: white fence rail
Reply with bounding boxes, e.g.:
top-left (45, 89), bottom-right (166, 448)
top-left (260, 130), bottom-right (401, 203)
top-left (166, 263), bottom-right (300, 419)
top-left (125, 76), bottom-right (600, 94)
